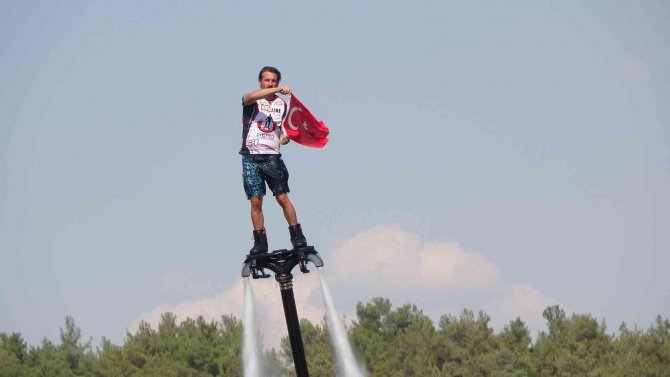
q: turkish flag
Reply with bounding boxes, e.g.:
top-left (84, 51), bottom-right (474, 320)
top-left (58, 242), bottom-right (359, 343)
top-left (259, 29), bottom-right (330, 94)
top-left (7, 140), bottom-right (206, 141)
top-left (284, 95), bottom-right (329, 148)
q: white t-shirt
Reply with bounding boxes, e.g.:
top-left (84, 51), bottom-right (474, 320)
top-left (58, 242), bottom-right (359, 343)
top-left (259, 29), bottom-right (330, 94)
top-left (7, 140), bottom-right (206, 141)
top-left (240, 96), bottom-right (288, 155)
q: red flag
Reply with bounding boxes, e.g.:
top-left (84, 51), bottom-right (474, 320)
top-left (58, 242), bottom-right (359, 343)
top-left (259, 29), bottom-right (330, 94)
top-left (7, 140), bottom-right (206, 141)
top-left (284, 95), bottom-right (329, 148)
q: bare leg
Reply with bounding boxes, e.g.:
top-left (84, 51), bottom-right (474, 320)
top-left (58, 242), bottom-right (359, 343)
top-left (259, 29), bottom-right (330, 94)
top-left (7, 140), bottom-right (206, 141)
top-left (250, 196), bottom-right (264, 229)
top-left (275, 193), bottom-right (298, 226)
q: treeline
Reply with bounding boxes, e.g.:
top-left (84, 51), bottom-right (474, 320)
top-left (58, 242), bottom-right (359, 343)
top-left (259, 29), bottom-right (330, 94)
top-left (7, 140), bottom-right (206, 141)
top-left (1, 298), bottom-right (668, 376)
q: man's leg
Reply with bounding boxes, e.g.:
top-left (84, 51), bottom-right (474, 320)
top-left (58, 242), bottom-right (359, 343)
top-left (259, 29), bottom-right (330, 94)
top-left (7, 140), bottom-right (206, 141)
top-left (250, 195), bottom-right (265, 230)
top-left (265, 156), bottom-right (306, 248)
top-left (243, 155), bottom-right (268, 254)
top-left (276, 193), bottom-right (307, 248)
top-left (249, 196), bottom-right (268, 254)
top-left (275, 193), bottom-right (297, 225)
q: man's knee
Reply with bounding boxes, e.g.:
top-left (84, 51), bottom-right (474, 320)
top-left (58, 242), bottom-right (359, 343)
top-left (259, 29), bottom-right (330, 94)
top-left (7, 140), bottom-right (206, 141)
top-left (275, 193), bottom-right (291, 206)
top-left (250, 196), bottom-right (263, 209)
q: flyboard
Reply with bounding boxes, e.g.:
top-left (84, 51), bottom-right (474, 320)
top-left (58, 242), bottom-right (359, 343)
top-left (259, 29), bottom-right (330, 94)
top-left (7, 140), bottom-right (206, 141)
top-left (241, 246), bottom-right (324, 279)
top-left (240, 245), bottom-right (324, 377)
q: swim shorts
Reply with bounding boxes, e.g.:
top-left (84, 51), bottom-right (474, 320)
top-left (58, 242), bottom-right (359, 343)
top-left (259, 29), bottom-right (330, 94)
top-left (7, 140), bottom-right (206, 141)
top-left (242, 154), bottom-right (290, 199)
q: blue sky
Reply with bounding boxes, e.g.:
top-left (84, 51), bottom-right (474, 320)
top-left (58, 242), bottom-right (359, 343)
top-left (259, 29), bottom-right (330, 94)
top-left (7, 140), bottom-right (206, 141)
top-left (1, 0), bottom-right (668, 347)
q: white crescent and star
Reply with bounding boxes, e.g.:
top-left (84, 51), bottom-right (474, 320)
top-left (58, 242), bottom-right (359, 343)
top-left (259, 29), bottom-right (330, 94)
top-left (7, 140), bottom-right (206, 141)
top-left (287, 107), bottom-right (308, 131)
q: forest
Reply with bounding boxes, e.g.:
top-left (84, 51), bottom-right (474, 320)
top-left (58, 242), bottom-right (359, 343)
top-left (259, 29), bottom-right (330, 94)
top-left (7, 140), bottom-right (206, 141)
top-left (1, 297), bottom-right (668, 376)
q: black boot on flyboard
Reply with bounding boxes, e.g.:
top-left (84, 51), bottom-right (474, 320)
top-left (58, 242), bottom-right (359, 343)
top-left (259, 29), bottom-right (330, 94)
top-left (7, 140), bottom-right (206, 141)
top-left (249, 228), bottom-right (268, 255)
top-left (289, 223), bottom-right (307, 249)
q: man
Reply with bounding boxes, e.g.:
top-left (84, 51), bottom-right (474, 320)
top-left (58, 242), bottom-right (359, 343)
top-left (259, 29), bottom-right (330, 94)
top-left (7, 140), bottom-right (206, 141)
top-left (240, 66), bottom-right (308, 255)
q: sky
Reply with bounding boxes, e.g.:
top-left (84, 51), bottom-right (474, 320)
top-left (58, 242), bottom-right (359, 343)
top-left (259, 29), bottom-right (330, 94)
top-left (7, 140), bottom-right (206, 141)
top-left (1, 0), bottom-right (669, 349)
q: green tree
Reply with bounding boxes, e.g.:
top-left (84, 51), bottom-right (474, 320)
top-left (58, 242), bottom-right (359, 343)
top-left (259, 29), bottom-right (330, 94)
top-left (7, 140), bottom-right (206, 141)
top-left (0, 333), bottom-right (30, 377)
top-left (59, 316), bottom-right (94, 374)
top-left (122, 313), bottom-right (244, 376)
top-left (94, 336), bottom-right (136, 377)
top-left (438, 309), bottom-right (499, 376)
top-left (496, 317), bottom-right (532, 376)
top-left (532, 305), bottom-right (613, 377)
top-left (29, 338), bottom-right (78, 377)
top-left (349, 297), bottom-right (394, 375)
top-left (215, 314), bottom-right (243, 377)
top-left (607, 316), bottom-right (670, 377)
top-left (123, 320), bottom-right (155, 370)
top-left (280, 318), bottom-right (334, 377)
top-left (386, 304), bottom-right (441, 376)
top-left (351, 298), bottom-right (443, 376)
top-left (3, 302), bottom-right (669, 376)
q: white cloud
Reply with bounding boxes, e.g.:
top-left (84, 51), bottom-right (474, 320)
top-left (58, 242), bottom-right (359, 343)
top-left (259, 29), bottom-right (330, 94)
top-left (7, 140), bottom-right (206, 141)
top-left (500, 284), bottom-right (555, 317)
top-left (130, 224), bottom-right (558, 347)
top-left (131, 278), bottom-right (244, 331)
top-left (131, 273), bottom-right (323, 348)
top-left (615, 58), bottom-right (651, 82)
top-left (419, 240), bottom-right (501, 289)
top-left (496, 283), bottom-right (558, 333)
top-left (327, 224), bottom-right (422, 287)
top-left (326, 224), bottom-right (501, 289)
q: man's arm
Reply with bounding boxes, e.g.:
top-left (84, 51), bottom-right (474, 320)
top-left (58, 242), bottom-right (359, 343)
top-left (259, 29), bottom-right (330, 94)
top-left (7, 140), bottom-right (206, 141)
top-left (242, 86), bottom-right (292, 106)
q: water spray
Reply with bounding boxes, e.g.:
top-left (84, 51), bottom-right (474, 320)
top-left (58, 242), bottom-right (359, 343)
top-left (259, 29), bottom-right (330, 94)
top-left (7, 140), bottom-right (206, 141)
top-left (318, 268), bottom-right (367, 377)
top-left (243, 278), bottom-right (264, 377)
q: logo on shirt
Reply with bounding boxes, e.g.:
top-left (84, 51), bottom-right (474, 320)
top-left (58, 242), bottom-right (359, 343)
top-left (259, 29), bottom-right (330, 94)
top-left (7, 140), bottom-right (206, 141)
top-left (257, 116), bottom-right (277, 133)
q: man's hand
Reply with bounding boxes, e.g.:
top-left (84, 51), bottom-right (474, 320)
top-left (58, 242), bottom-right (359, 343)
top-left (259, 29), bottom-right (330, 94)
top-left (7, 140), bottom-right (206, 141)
top-left (243, 86), bottom-right (292, 105)
top-left (280, 135), bottom-right (290, 145)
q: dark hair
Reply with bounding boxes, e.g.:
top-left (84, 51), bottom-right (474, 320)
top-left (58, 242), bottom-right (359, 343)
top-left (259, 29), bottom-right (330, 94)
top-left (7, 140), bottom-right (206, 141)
top-left (258, 66), bottom-right (281, 82)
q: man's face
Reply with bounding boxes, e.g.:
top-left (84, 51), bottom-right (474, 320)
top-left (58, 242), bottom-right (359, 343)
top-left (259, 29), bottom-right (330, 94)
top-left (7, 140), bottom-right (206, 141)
top-left (259, 71), bottom-right (279, 89)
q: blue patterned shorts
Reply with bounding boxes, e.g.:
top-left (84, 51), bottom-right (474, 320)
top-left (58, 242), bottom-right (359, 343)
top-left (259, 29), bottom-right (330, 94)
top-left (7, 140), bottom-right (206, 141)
top-left (242, 154), bottom-right (290, 199)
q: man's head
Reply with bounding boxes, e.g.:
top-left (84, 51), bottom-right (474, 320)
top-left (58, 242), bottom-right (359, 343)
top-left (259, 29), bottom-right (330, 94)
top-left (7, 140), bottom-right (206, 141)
top-left (258, 66), bottom-right (281, 89)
